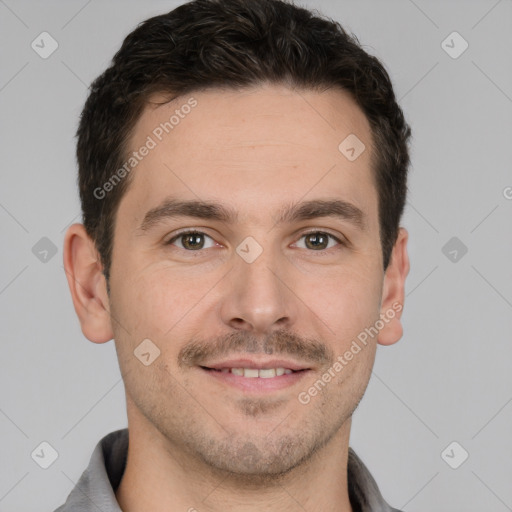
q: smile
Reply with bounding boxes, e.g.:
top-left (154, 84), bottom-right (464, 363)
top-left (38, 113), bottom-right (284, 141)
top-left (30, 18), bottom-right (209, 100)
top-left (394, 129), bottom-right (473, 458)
top-left (200, 365), bottom-right (309, 393)
top-left (206, 367), bottom-right (297, 378)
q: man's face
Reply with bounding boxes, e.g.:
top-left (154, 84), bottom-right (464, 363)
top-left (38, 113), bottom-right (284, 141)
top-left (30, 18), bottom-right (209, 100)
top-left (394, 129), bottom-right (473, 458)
top-left (107, 84), bottom-right (391, 476)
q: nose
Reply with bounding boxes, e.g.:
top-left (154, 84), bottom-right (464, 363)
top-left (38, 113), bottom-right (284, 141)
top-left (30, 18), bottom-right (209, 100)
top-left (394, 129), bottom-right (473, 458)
top-left (219, 243), bottom-right (298, 335)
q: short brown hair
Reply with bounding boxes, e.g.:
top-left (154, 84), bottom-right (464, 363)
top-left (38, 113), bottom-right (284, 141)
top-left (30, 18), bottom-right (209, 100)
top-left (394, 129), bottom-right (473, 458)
top-left (76, 0), bottom-right (412, 283)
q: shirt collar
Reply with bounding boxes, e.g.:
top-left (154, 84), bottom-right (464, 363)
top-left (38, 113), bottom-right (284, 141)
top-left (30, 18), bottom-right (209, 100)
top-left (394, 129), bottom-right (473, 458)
top-left (54, 428), bottom-right (401, 512)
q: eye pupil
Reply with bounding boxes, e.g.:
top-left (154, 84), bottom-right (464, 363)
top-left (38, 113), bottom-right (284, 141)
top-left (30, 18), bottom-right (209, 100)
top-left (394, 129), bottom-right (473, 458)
top-left (305, 233), bottom-right (328, 250)
top-left (182, 233), bottom-right (204, 250)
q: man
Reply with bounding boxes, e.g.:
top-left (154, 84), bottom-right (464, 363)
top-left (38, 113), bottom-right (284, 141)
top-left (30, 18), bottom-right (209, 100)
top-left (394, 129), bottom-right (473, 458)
top-left (57, 0), bottom-right (411, 510)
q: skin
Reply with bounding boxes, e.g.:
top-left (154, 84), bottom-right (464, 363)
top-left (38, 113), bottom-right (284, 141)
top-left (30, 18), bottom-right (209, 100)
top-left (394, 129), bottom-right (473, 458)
top-left (64, 83), bottom-right (409, 512)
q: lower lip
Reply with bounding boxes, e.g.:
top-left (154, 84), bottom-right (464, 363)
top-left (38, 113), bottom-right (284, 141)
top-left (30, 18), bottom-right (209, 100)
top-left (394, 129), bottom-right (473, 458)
top-left (200, 367), bottom-right (310, 392)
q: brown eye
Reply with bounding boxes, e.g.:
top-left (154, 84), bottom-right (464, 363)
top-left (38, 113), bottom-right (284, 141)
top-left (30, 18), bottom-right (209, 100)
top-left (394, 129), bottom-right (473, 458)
top-left (295, 231), bottom-right (342, 251)
top-left (167, 231), bottom-right (216, 251)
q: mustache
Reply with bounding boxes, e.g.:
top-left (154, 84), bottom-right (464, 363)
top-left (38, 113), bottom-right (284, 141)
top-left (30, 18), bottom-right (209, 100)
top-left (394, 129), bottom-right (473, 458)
top-left (178, 329), bottom-right (334, 368)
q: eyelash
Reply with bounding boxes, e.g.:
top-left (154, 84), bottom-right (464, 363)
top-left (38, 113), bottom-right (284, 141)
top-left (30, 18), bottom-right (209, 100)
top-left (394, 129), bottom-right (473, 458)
top-left (165, 229), bottom-right (345, 254)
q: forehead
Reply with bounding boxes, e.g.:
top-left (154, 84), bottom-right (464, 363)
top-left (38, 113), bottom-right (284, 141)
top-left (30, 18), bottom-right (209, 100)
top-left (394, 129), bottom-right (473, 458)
top-left (117, 84), bottom-right (378, 230)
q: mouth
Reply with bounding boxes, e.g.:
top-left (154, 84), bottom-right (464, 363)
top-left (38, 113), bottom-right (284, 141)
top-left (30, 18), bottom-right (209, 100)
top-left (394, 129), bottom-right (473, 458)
top-left (201, 366), bottom-right (302, 377)
top-left (199, 358), bottom-right (311, 392)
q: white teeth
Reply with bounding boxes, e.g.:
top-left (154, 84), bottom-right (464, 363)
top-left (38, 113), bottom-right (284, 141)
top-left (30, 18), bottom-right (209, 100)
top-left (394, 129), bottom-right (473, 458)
top-left (226, 367), bottom-right (293, 378)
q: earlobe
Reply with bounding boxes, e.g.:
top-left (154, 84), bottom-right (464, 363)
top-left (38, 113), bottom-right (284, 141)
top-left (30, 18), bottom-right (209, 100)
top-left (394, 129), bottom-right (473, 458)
top-left (377, 227), bottom-right (410, 346)
top-left (63, 223), bottom-right (114, 343)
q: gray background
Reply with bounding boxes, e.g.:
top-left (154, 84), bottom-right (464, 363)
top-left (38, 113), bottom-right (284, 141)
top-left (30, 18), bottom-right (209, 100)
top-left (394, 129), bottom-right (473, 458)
top-left (1, 0), bottom-right (511, 510)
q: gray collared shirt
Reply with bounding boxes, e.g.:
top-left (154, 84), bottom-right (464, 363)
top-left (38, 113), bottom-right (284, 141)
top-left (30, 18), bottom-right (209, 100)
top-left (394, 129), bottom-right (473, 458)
top-left (54, 428), bottom-right (402, 512)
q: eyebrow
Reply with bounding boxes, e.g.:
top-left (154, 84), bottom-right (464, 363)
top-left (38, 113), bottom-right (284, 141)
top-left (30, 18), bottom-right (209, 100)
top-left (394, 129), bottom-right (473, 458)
top-left (137, 197), bottom-right (366, 233)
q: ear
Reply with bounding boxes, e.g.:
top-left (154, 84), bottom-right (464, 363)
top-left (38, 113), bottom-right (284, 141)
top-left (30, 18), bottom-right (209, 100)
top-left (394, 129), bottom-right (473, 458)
top-left (63, 223), bottom-right (114, 343)
top-left (377, 227), bottom-right (410, 346)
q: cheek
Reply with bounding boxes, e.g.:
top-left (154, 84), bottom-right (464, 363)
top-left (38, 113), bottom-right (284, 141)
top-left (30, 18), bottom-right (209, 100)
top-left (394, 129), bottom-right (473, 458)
top-left (331, 340), bottom-right (377, 411)
top-left (310, 265), bottom-right (383, 341)
top-left (113, 265), bottom-right (217, 342)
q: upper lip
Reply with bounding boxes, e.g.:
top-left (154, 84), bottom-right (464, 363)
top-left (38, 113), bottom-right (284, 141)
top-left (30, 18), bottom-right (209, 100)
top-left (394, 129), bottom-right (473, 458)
top-left (201, 357), bottom-right (311, 371)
